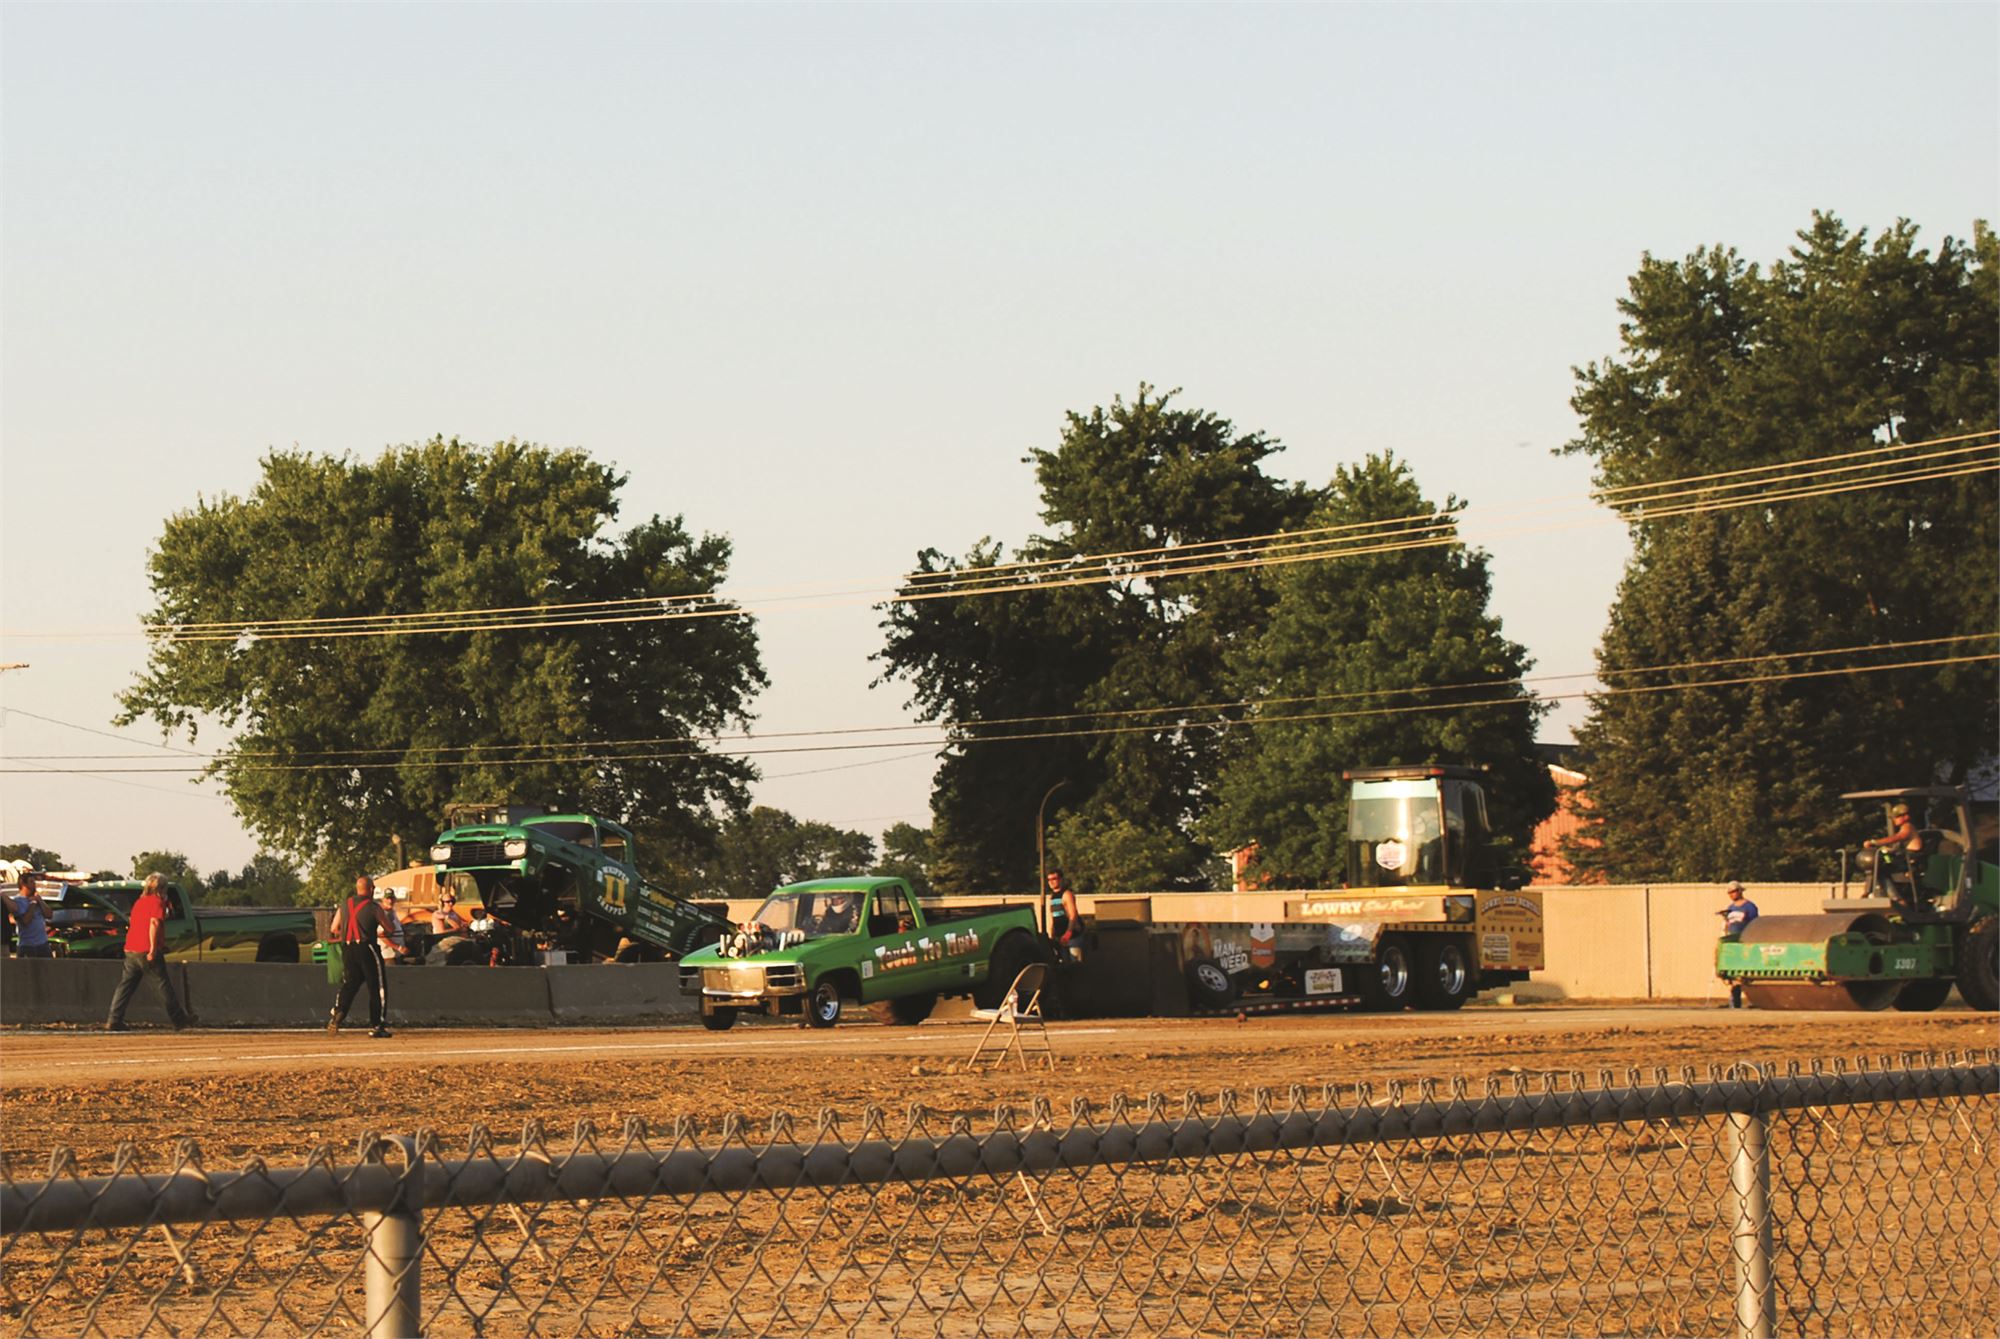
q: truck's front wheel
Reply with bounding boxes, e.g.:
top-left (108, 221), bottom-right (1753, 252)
top-left (700, 1008), bottom-right (737, 1031)
top-left (807, 979), bottom-right (843, 1028)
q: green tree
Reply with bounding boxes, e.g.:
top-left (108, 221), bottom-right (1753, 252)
top-left (130, 850), bottom-right (206, 898)
top-left (876, 540), bottom-right (1113, 892)
top-left (200, 853), bottom-right (306, 906)
top-left (692, 806), bottom-right (876, 899)
top-left (1565, 214), bottom-right (1997, 880)
top-left (878, 386), bottom-right (1309, 893)
top-left (871, 821), bottom-right (934, 898)
top-left (0, 843), bottom-right (68, 871)
top-left (1200, 455), bottom-right (1554, 884)
top-left (118, 439), bottom-right (767, 902)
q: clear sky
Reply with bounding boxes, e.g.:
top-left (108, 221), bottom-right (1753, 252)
top-left (2, 2), bottom-right (1994, 878)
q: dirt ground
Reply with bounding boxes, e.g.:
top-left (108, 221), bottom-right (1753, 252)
top-left (2, 1005), bottom-right (1994, 1338)
top-left (4, 1003), bottom-right (1992, 1173)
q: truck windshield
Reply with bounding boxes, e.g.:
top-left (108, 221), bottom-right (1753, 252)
top-left (749, 890), bottom-right (861, 938)
top-left (531, 821), bottom-right (595, 848)
top-left (1346, 782), bottom-right (1448, 887)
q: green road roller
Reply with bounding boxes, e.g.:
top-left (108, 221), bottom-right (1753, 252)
top-left (1716, 786), bottom-right (1997, 1012)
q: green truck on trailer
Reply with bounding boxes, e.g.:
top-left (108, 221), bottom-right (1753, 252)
top-left (1717, 785), bottom-right (1998, 1011)
top-left (428, 805), bottom-right (730, 964)
top-left (677, 876), bottom-right (1046, 1030)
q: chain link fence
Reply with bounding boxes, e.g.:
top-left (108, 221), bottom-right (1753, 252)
top-left (4, 1050), bottom-right (1994, 1338)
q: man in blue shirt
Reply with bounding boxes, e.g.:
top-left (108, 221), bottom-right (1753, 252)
top-left (5, 869), bottom-right (52, 958)
top-left (1718, 881), bottom-right (1758, 1007)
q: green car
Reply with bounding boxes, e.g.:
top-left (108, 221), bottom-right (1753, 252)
top-left (677, 877), bottom-right (1049, 1030)
top-left (49, 882), bottom-right (313, 963)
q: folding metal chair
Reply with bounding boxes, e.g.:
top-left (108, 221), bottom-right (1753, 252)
top-left (965, 961), bottom-right (1054, 1072)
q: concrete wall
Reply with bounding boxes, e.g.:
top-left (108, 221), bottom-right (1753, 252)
top-left (0, 959), bottom-right (694, 1028)
top-left (0, 882), bottom-right (1843, 1025)
top-left (1529, 883), bottom-right (1836, 1000)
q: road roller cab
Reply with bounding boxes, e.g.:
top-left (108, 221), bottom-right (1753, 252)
top-left (1716, 785), bottom-right (1998, 1013)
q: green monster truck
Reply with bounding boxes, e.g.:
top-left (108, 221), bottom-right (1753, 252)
top-left (428, 806), bottom-right (729, 963)
top-left (677, 877), bottom-right (1051, 1030)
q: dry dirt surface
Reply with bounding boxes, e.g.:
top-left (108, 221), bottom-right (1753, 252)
top-left (4, 1003), bottom-right (1992, 1173)
top-left (3, 1005), bottom-right (1995, 1338)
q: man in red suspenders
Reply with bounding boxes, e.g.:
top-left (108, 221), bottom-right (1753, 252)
top-left (328, 874), bottom-right (393, 1038)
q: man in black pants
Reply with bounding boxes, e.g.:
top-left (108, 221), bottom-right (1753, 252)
top-left (328, 874), bottom-right (393, 1038)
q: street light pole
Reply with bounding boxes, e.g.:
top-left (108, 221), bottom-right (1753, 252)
top-left (1036, 780), bottom-right (1069, 938)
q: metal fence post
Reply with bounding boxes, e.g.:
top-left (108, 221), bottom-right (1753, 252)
top-left (362, 1137), bottom-right (423, 1339)
top-left (1725, 1100), bottom-right (1775, 1339)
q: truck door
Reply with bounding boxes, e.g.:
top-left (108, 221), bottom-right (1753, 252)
top-left (1441, 781), bottom-right (1496, 888)
top-left (860, 884), bottom-right (937, 1000)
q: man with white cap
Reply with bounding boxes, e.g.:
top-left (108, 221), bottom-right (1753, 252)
top-left (1716, 881), bottom-right (1759, 1007)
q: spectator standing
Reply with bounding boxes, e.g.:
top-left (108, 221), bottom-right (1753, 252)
top-left (104, 874), bottom-right (195, 1030)
top-left (375, 882), bottom-right (408, 959)
top-left (1717, 880), bottom-right (1759, 1008)
top-left (328, 875), bottom-right (394, 1038)
top-left (6, 869), bottom-right (53, 959)
top-left (1046, 868), bottom-right (1081, 962)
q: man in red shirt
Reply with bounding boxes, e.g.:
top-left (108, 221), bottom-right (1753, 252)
top-left (104, 873), bottom-right (195, 1031)
top-left (328, 874), bottom-right (394, 1038)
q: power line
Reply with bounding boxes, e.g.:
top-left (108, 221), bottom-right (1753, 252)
top-left (11, 632), bottom-right (1990, 762)
top-left (9, 649), bottom-right (1988, 776)
top-left (1, 707), bottom-right (208, 756)
top-left (897, 510), bottom-right (1464, 588)
top-left (1591, 426), bottom-right (1998, 499)
top-left (4, 427), bottom-right (1992, 644)
top-left (11, 631), bottom-right (1984, 767)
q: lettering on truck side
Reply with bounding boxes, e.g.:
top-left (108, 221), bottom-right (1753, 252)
top-left (1288, 896), bottom-right (1443, 920)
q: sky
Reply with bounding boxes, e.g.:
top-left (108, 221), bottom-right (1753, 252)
top-left (2, 2), bottom-right (1994, 879)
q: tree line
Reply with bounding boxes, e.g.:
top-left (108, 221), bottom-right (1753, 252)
top-left (97, 213), bottom-right (1992, 899)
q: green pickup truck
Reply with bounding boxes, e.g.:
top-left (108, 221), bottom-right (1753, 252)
top-left (48, 882), bottom-right (312, 963)
top-left (676, 877), bottom-right (1050, 1030)
top-left (429, 806), bottom-right (729, 963)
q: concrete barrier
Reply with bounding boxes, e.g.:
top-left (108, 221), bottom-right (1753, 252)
top-left (547, 963), bottom-right (693, 1023)
top-left (378, 965), bottom-right (552, 1026)
top-left (184, 962), bottom-right (328, 1027)
top-left (1, 957), bottom-right (196, 1027)
top-left (4, 960), bottom-right (553, 1028)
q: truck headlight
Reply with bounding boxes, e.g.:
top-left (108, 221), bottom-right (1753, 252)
top-left (503, 839), bottom-right (529, 860)
top-left (429, 845), bottom-right (452, 863)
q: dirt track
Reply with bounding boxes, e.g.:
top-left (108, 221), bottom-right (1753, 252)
top-left (5, 1003), bottom-right (1992, 1174)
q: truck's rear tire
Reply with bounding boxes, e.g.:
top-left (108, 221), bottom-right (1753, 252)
top-left (973, 933), bottom-right (1043, 1010)
top-left (1957, 918), bottom-right (1999, 1013)
top-left (1892, 979), bottom-right (1952, 1012)
top-left (1360, 935), bottom-right (1417, 1011)
top-left (256, 934), bottom-right (300, 963)
top-left (700, 1008), bottom-right (737, 1031)
top-left (807, 979), bottom-right (843, 1028)
top-left (1415, 938), bottom-right (1474, 1011)
top-left (1187, 958), bottom-right (1237, 1008)
top-left (868, 992), bottom-right (937, 1025)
